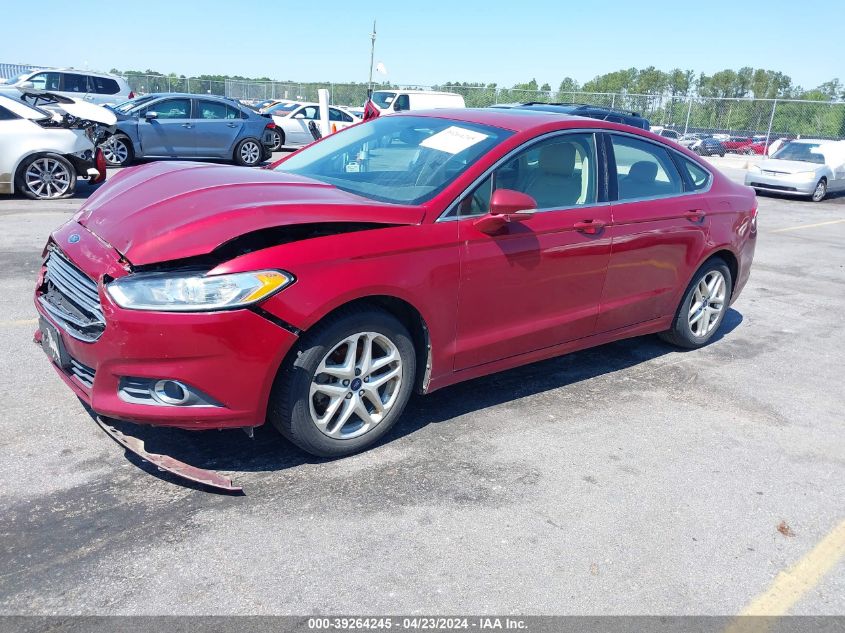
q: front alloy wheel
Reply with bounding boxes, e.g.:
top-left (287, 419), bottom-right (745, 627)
top-left (101, 135), bottom-right (132, 166)
top-left (309, 332), bottom-right (403, 439)
top-left (269, 308), bottom-right (416, 457)
top-left (811, 179), bottom-right (827, 202)
top-left (19, 155), bottom-right (75, 200)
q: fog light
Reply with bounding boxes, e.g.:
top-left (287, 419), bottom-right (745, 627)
top-left (118, 376), bottom-right (222, 407)
top-left (152, 379), bottom-right (191, 405)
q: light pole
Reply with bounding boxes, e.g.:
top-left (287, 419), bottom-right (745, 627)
top-left (368, 20), bottom-right (376, 99)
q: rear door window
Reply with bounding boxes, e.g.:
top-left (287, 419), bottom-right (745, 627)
top-left (61, 73), bottom-right (89, 94)
top-left (196, 100), bottom-right (239, 119)
top-left (90, 76), bottom-right (120, 94)
top-left (611, 135), bottom-right (684, 201)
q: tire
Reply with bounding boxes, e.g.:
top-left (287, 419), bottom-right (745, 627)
top-left (16, 154), bottom-right (76, 200)
top-left (719, 152), bottom-right (725, 157)
top-left (233, 138), bottom-right (263, 166)
top-left (659, 258), bottom-right (733, 349)
top-left (693, 146), bottom-right (703, 155)
top-left (810, 178), bottom-right (827, 202)
top-left (269, 307), bottom-right (416, 457)
top-left (100, 134), bottom-right (134, 167)
top-left (268, 128), bottom-right (284, 152)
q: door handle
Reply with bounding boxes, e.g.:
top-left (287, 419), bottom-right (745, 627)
top-left (574, 219), bottom-right (606, 235)
top-left (685, 210), bottom-right (706, 222)
top-left (182, 123), bottom-right (193, 128)
top-left (227, 122), bottom-right (238, 128)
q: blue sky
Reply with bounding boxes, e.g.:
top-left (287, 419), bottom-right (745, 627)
top-left (1, 0), bottom-right (839, 89)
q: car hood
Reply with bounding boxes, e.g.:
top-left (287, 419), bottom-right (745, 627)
top-left (74, 161), bottom-right (425, 265)
top-left (757, 159), bottom-right (824, 174)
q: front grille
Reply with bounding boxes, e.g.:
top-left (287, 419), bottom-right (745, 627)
top-left (39, 246), bottom-right (105, 342)
top-left (749, 182), bottom-right (797, 192)
top-left (69, 358), bottom-right (96, 389)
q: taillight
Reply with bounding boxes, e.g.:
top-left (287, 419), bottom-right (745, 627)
top-left (265, 121), bottom-right (276, 129)
top-left (128, 91), bottom-right (135, 99)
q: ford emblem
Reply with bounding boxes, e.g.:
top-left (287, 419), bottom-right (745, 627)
top-left (68, 234), bottom-right (80, 244)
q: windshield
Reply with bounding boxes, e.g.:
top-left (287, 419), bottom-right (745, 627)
top-left (3, 71), bottom-right (32, 85)
top-left (266, 102), bottom-right (301, 115)
top-left (276, 115), bottom-right (511, 205)
top-left (112, 95), bottom-right (156, 113)
top-left (772, 142), bottom-right (824, 164)
top-left (371, 91), bottom-right (396, 109)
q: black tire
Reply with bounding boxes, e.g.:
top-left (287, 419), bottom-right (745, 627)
top-left (810, 178), bottom-right (827, 202)
top-left (233, 138), bottom-right (264, 166)
top-left (16, 153), bottom-right (77, 200)
top-left (100, 134), bottom-right (134, 167)
top-left (659, 258), bottom-right (733, 349)
top-left (269, 307), bottom-right (416, 457)
top-left (268, 128), bottom-right (284, 151)
top-left (719, 151), bottom-right (725, 157)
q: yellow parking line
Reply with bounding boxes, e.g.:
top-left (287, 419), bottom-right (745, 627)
top-left (0, 318), bottom-right (37, 327)
top-left (723, 518), bottom-right (845, 633)
top-left (771, 219), bottom-right (845, 233)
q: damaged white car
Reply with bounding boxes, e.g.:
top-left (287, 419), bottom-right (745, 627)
top-left (0, 92), bottom-right (115, 199)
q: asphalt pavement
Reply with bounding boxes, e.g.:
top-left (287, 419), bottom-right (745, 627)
top-left (0, 155), bottom-right (842, 615)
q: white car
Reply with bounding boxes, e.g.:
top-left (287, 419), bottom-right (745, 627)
top-left (745, 139), bottom-right (845, 202)
top-left (268, 102), bottom-right (360, 149)
top-left (0, 68), bottom-right (133, 106)
top-left (0, 93), bottom-right (114, 199)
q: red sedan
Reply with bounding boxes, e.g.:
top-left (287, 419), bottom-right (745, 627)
top-left (722, 136), bottom-right (754, 153)
top-left (34, 109), bottom-right (757, 458)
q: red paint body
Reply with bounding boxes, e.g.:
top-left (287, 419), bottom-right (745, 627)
top-left (723, 137), bottom-right (754, 153)
top-left (35, 110), bottom-right (756, 430)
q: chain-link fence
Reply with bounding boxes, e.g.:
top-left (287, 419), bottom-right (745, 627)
top-left (4, 64), bottom-right (843, 140)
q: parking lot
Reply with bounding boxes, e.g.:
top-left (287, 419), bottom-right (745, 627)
top-left (0, 154), bottom-right (843, 615)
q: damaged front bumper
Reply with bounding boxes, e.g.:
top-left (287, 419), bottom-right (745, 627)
top-left (95, 417), bottom-right (243, 492)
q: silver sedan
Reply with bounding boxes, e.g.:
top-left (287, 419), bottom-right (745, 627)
top-left (745, 139), bottom-right (845, 202)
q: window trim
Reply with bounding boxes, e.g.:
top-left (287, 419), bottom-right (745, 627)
top-left (605, 130), bottom-right (713, 203)
top-left (437, 129), bottom-right (609, 222)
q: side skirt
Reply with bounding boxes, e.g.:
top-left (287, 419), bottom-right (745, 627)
top-left (426, 316), bottom-right (673, 393)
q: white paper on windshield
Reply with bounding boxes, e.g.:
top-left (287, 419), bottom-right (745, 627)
top-left (420, 126), bottom-right (489, 155)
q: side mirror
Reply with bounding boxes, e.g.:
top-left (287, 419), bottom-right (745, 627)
top-left (293, 113), bottom-right (305, 119)
top-left (19, 81), bottom-right (34, 89)
top-left (474, 189), bottom-right (537, 234)
top-left (489, 188), bottom-right (537, 216)
top-left (144, 111), bottom-right (158, 120)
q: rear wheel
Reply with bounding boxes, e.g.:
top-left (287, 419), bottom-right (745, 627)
top-left (659, 258), bottom-right (732, 349)
top-left (16, 154), bottom-right (76, 200)
top-left (268, 128), bottom-right (284, 151)
top-left (234, 138), bottom-right (263, 166)
top-left (811, 178), bottom-right (827, 202)
top-left (269, 308), bottom-right (416, 457)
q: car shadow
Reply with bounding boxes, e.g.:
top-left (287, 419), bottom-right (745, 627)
top-left (87, 309), bottom-right (743, 491)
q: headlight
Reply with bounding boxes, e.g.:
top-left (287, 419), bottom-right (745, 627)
top-left (107, 270), bottom-right (294, 311)
top-left (748, 165), bottom-right (761, 173)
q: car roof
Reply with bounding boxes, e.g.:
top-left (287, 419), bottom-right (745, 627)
top-left (398, 107), bottom-right (624, 133)
top-left (22, 68), bottom-right (123, 79)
